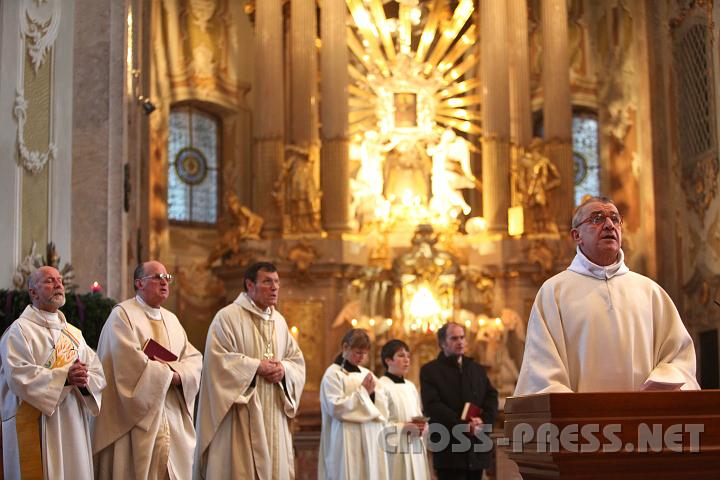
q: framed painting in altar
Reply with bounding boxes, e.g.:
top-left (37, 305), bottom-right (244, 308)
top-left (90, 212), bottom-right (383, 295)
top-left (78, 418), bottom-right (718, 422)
top-left (394, 92), bottom-right (417, 128)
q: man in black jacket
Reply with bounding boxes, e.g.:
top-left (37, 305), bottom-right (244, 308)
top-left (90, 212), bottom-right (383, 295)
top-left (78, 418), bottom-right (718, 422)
top-left (420, 322), bottom-right (499, 480)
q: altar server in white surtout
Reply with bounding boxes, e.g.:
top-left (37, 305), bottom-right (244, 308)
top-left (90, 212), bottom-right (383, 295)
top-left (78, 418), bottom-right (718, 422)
top-left (515, 196), bottom-right (700, 395)
top-left (0, 266), bottom-right (106, 479)
top-left (194, 262), bottom-right (305, 480)
top-left (93, 261), bottom-right (203, 480)
top-left (319, 328), bottom-right (390, 480)
top-left (377, 339), bottom-right (430, 480)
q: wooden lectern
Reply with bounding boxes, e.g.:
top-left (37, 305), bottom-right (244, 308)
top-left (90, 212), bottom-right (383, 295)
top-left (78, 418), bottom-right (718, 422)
top-left (503, 391), bottom-right (720, 479)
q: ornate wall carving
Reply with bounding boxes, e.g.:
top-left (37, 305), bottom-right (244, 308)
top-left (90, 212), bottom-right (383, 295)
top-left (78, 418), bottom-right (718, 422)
top-left (15, 0), bottom-right (61, 174)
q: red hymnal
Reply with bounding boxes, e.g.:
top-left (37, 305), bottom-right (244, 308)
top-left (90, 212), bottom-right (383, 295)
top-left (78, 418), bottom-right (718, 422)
top-left (460, 402), bottom-right (483, 421)
top-left (143, 338), bottom-right (178, 362)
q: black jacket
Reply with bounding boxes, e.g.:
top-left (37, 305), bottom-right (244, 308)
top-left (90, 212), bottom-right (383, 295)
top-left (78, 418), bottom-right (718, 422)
top-left (419, 352), bottom-right (499, 471)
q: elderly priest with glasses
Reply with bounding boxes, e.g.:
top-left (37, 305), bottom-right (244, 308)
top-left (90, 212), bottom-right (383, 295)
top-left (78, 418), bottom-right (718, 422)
top-left (0, 266), bottom-right (106, 479)
top-left (92, 261), bottom-right (203, 480)
top-left (515, 196), bottom-right (699, 395)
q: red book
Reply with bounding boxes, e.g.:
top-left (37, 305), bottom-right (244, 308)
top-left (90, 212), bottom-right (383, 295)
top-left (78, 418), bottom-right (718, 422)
top-left (143, 338), bottom-right (178, 362)
top-left (460, 402), bottom-right (483, 421)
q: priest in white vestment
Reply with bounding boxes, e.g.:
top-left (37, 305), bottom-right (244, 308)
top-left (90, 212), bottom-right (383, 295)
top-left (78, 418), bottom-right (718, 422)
top-left (515, 197), bottom-right (700, 395)
top-left (92, 261), bottom-right (203, 480)
top-left (193, 262), bottom-right (305, 480)
top-left (1, 266), bottom-right (106, 480)
top-left (377, 339), bottom-right (430, 480)
top-left (319, 329), bottom-right (390, 480)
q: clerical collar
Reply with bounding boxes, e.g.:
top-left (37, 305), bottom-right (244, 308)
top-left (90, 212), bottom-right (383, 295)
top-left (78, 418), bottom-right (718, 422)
top-left (384, 371), bottom-right (405, 384)
top-left (31, 306), bottom-right (61, 327)
top-left (136, 295), bottom-right (162, 320)
top-left (568, 246), bottom-right (630, 280)
top-left (334, 354), bottom-right (361, 373)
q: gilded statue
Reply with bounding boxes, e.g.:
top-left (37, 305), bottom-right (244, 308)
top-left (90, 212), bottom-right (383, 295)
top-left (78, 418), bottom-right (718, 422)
top-left (528, 149), bottom-right (561, 233)
top-left (208, 192), bottom-right (264, 265)
top-left (515, 140), bottom-right (561, 234)
top-left (274, 145), bottom-right (322, 234)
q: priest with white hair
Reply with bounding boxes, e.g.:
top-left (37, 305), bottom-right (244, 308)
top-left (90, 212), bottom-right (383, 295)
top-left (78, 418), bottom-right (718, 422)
top-left (0, 266), bottom-right (106, 479)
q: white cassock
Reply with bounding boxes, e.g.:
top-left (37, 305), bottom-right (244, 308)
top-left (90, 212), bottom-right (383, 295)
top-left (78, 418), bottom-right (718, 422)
top-left (0, 305), bottom-right (106, 479)
top-left (319, 361), bottom-right (390, 480)
top-left (92, 297), bottom-right (203, 480)
top-left (376, 375), bottom-right (430, 480)
top-left (193, 292), bottom-right (305, 480)
top-left (515, 248), bottom-right (700, 395)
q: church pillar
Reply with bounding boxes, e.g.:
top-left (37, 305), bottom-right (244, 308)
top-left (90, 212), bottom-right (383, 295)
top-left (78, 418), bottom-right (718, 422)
top-left (290, 0), bottom-right (320, 148)
top-left (508, 0), bottom-right (533, 148)
top-left (254, 0), bottom-right (285, 235)
top-left (320, 0), bottom-right (351, 233)
top-left (480, 0), bottom-right (511, 232)
top-left (541, 0), bottom-right (574, 228)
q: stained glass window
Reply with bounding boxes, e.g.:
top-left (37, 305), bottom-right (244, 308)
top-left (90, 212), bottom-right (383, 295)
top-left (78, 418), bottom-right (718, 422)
top-left (167, 106), bottom-right (219, 224)
top-left (572, 112), bottom-right (599, 206)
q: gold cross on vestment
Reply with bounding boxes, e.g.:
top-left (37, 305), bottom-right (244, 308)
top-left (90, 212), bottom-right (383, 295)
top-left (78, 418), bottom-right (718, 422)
top-left (263, 341), bottom-right (274, 360)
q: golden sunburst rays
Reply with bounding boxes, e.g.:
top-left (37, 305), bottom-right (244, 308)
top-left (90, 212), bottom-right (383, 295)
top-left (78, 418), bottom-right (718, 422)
top-left (346, 0), bottom-right (482, 142)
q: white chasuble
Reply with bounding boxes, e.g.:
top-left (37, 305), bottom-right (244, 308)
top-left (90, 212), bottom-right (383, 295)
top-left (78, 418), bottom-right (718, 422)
top-left (515, 248), bottom-right (700, 395)
top-left (376, 376), bottom-right (430, 480)
top-left (193, 292), bottom-right (305, 480)
top-left (318, 363), bottom-right (390, 480)
top-left (0, 305), bottom-right (106, 479)
top-left (92, 298), bottom-right (202, 480)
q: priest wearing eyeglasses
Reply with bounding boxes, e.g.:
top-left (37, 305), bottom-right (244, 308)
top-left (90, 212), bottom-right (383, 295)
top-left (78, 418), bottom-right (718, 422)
top-left (92, 261), bottom-right (203, 480)
top-left (515, 196), bottom-right (700, 395)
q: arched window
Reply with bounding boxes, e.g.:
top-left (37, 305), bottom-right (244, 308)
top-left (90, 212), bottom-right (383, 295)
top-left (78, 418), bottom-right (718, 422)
top-left (167, 105), bottom-right (220, 224)
top-left (572, 111), bottom-right (600, 205)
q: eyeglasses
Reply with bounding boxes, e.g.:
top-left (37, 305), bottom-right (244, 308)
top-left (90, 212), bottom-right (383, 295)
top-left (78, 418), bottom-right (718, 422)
top-left (140, 273), bottom-right (175, 284)
top-left (574, 211), bottom-right (623, 228)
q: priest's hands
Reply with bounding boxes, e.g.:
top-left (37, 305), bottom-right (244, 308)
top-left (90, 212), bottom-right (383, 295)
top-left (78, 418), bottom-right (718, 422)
top-left (361, 373), bottom-right (375, 394)
top-left (258, 359), bottom-right (285, 384)
top-left (67, 359), bottom-right (89, 388)
top-left (402, 418), bottom-right (428, 437)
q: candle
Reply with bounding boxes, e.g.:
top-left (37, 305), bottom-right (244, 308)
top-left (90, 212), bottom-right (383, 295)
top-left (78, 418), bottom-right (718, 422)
top-left (91, 281), bottom-right (102, 293)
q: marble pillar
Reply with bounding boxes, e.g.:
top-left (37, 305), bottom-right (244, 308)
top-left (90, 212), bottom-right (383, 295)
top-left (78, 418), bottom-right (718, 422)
top-left (480, 0), bottom-right (511, 232)
top-left (254, 0), bottom-right (285, 234)
top-left (508, 0), bottom-right (533, 148)
top-left (290, 0), bottom-right (319, 148)
top-left (320, 0), bottom-right (351, 233)
top-left (72, 0), bottom-right (129, 299)
top-left (541, 0), bottom-right (574, 229)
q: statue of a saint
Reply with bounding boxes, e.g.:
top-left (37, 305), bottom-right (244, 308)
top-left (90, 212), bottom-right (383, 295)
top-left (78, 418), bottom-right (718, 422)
top-left (428, 128), bottom-right (479, 218)
top-left (275, 145), bottom-right (322, 234)
top-left (526, 148), bottom-right (561, 233)
top-left (208, 192), bottom-right (264, 265)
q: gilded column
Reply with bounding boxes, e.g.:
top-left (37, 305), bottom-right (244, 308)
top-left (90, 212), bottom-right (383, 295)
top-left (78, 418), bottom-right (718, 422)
top-left (480, 0), bottom-right (511, 232)
top-left (320, 0), bottom-right (351, 233)
top-left (254, 0), bottom-right (285, 234)
top-left (541, 0), bottom-right (574, 228)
